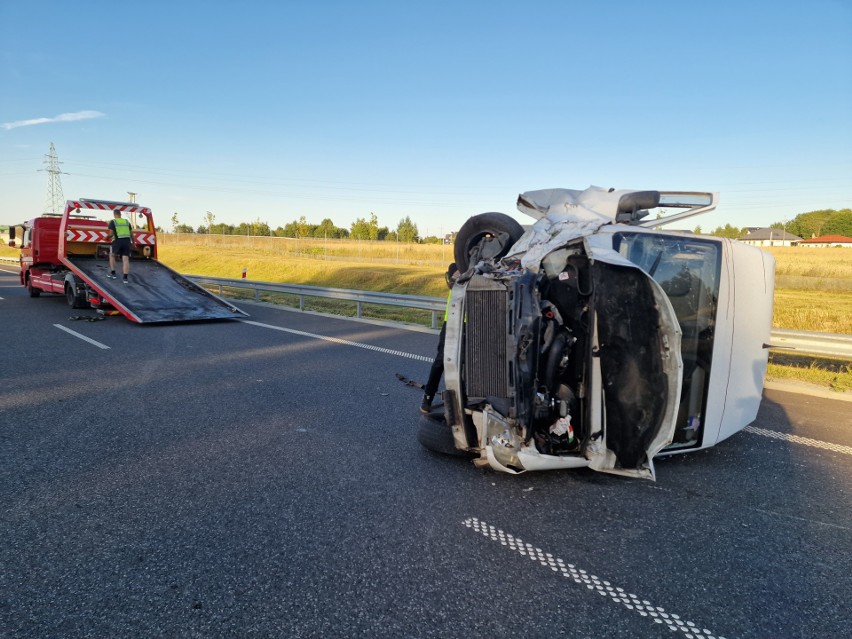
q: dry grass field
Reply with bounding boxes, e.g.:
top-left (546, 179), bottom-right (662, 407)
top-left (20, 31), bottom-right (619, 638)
top-left (764, 247), bottom-right (852, 335)
top-left (156, 233), bottom-right (454, 297)
top-left (768, 246), bottom-right (852, 285)
top-left (159, 233), bottom-right (454, 268)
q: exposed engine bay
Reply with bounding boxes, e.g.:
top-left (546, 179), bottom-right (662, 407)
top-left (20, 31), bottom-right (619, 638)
top-left (453, 240), bottom-right (677, 476)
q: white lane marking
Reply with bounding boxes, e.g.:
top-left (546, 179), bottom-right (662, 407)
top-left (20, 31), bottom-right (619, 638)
top-left (752, 508), bottom-right (851, 531)
top-left (744, 426), bottom-right (852, 456)
top-left (53, 324), bottom-right (110, 350)
top-left (240, 320), bottom-right (432, 362)
top-left (464, 518), bottom-right (726, 639)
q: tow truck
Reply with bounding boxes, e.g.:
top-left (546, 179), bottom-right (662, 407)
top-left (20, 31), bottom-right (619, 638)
top-left (9, 198), bottom-right (247, 323)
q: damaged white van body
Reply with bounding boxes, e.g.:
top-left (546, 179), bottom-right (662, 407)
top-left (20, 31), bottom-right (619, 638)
top-left (419, 186), bottom-right (775, 480)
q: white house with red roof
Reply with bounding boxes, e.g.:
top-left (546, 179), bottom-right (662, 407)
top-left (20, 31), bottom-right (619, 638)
top-left (794, 234), bottom-right (852, 248)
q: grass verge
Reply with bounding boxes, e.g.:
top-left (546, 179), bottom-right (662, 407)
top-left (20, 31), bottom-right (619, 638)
top-left (767, 355), bottom-right (852, 392)
top-left (211, 286), bottom-right (438, 327)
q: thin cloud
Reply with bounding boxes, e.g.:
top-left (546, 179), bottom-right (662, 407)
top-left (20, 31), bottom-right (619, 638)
top-left (1, 110), bottom-right (105, 131)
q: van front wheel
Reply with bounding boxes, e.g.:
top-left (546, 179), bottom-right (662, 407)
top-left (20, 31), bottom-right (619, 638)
top-left (454, 212), bottom-right (524, 272)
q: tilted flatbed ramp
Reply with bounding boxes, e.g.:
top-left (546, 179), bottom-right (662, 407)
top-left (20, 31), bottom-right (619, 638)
top-left (69, 257), bottom-right (248, 323)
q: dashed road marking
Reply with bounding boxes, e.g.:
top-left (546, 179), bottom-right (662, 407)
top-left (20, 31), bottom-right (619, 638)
top-left (464, 517), bottom-right (726, 639)
top-left (54, 324), bottom-right (110, 350)
top-left (744, 426), bottom-right (852, 456)
top-left (240, 319), bottom-right (432, 362)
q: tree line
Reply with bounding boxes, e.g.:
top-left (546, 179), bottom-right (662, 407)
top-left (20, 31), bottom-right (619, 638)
top-left (168, 207), bottom-right (852, 243)
top-left (695, 208), bottom-right (852, 239)
top-left (170, 211), bottom-right (440, 243)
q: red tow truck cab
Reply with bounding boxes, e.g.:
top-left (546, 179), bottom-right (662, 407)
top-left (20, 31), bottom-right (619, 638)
top-left (10, 198), bottom-right (246, 323)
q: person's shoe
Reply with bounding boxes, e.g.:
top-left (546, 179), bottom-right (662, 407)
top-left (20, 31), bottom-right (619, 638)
top-left (420, 395), bottom-right (434, 414)
top-left (107, 272), bottom-right (117, 279)
top-left (123, 277), bottom-right (129, 284)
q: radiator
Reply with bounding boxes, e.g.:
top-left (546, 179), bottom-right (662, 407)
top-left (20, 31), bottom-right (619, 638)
top-left (464, 288), bottom-right (510, 399)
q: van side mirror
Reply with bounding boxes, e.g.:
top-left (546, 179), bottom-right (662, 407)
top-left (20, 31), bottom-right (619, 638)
top-left (616, 191), bottom-right (661, 223)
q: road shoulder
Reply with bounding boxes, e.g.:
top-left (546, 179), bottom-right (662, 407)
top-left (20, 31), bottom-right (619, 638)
top-left (764, 379), bottom-right (852, 403)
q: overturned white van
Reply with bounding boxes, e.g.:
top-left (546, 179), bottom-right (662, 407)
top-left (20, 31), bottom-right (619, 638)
top-left (418, 187), bottom-right (775, 480)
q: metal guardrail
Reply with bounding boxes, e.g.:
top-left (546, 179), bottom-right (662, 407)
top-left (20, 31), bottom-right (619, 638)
top-left (189, 275), bottom-right (447, 329)
top-left (0, 256), bottom-right (19, 264)
top-left (188, 275), bottom-right (852, 359)
top-left (769, 329), bottom-right (852, 359)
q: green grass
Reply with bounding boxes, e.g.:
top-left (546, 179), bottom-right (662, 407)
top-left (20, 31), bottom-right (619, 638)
top-left (767, 357), bottom-right (852, 392)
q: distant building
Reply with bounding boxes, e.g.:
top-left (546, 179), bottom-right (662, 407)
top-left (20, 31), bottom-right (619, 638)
top-left (738, 227), bottom-right (801, 247)
top-left (794, 234), bottom-right (852, 248)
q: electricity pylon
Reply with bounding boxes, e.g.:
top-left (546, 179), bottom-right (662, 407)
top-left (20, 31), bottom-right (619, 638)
top-left (41, 142), bottom-right (67, 214)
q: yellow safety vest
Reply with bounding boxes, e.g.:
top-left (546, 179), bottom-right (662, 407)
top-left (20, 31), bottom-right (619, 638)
top-left (113, 217), bottom-right (131, 239)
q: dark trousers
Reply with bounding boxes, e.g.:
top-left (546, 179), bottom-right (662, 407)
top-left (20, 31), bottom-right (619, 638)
top-left (424, 322), bottom-right (447, 399)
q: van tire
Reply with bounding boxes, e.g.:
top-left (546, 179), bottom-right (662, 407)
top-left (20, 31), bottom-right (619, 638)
top-left (418, 406), bottom-right (472, 457)
top-left (454, 212), bottom-right (525, 272)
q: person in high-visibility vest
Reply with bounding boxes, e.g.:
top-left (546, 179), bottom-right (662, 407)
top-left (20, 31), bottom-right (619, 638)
top-left (421, 262), bottom-right (459, 413)
top-left (107, 209), bottom-right (134, 283)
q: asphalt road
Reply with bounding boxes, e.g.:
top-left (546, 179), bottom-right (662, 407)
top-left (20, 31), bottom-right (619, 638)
top-left (1, 268), bottom-right (850, 639)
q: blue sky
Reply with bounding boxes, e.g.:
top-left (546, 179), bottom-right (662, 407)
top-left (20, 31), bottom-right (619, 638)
top-left (2, 0), bottom-right (850, 236)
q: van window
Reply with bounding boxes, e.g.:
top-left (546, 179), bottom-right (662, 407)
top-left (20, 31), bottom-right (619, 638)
top-left (613, 233), bottom-right (721, 447)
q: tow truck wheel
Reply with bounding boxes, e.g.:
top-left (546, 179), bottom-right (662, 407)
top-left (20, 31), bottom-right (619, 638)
top-left (417, 405), bottom-right (474, 458)
top-left (27, 276), bottom-right (41, 297)
top-left (454, 212), bottom-right (525, 273)
top-left (65, 282), bottom-right (85, 309)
